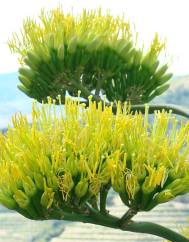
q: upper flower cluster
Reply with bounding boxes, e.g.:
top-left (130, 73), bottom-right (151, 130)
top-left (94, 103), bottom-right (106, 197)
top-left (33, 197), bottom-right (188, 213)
top-left (8, 7), bottom-right (172, 104)
top-left (0, 96), bottom-right (189, 219)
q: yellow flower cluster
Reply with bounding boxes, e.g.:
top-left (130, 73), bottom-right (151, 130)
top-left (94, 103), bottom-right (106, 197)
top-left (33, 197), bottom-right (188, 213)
top-left (0, 96), bottom-right (189, 219)
top-left (8, 7), bottom-right (134, 63)
top-left (8, 7), bottom-right (171, 105)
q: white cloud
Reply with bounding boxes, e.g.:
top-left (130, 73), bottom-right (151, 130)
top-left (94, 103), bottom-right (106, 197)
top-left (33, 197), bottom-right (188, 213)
top-left (0, 0), bottom-right (189, 74)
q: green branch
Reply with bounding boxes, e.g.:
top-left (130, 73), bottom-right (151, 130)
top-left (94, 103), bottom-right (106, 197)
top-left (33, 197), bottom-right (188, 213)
top-left (123, 221), bottom-right (189, 242)
top-left (63, 205), bottom-right (189, 242)
top-left (100, 184), bottom-right (111, 215)
top-left (26, 197), bottom-right (189, 242)
top-left (119, 208), bottom-right (137, 228)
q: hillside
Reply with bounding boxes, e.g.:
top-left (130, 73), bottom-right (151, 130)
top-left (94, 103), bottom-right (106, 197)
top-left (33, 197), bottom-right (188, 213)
top-left (153, 75), bottom-right (189, 107)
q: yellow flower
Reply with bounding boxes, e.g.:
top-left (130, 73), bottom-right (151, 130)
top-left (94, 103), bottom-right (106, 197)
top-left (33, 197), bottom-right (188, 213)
top-left (1, 96), bottom-right (189, 219)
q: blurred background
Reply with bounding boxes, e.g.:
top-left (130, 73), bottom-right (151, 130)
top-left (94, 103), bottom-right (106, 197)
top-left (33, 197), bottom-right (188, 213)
top-left (0, 0), bottom-right (189, 241)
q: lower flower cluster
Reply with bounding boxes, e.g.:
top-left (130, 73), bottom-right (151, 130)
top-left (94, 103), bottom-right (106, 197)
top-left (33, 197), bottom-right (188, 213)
top-left (0, 96), bottom-right (189, 219)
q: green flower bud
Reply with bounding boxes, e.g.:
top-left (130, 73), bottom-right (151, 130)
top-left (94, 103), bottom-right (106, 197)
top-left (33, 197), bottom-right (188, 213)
top-left (145, 189), bottom-right (175, 211)
top-left (47, 174), bottom-right (59, 190)
top-left (165, 178), bottom-right (189, 196)
top-left (33, 173), bottom-right (44, 190)
top-left (40, 190), bottom-right (54, 209)
top-left (86, 36), bottom-right (102, 52)
top-left (142, 177), bottom-right (155, 194)
top-left (125, 174), bottom-right (140, 200)
top-left (48, 34), bottom-right (55, 49)
top-left (40, 156), bottom-right (52, 174)
top-left (57, 45), bottom-right (64, 60)
top-left (13, 190), bottom-right (30, 209)
top-left (154, 189), bottom-right (174, 204)
top-left (141, 177), bottom-right (157, 210)
top-left (40, 183), bottom-right (55, 209)
top-left (137, 169), bottom-right (147, 183)
top-left (89, 177), bottom-right (101, 197)
top-left (168, 168), bottom-right (185, 181)
top-left (0, 193), bottom-right (17, 209)
top-left (112, 176), bottom-right (125, 193)
top-left (23, 176), bottom-right (37, 197)
top-left (67, 36), bottom-right (77, 53)
top-left (75, 179), bottom-right (89, 199)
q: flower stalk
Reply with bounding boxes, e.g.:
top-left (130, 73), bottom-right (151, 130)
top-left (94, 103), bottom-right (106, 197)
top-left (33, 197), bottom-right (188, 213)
top-left (44, 204), bottom-right (189, 242)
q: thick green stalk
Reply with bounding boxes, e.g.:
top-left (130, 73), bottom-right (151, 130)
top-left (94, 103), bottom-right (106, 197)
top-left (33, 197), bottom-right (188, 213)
top-left (123, 221), bottom-right (189, 242)
top-left (91, 214), bottom-right (189, 241)
top-left (100, 184), bottom-right (111, 214)
top-left (49, 205), bottom-right (189, 242)
top-left (119, 208), bottom-right (137, 228)
top-left (87, 207), bottom-right (189, 241)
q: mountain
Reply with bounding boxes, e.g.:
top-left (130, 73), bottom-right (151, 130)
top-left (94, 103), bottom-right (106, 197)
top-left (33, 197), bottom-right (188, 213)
top-left (153, 75), bottom-right (189, 107)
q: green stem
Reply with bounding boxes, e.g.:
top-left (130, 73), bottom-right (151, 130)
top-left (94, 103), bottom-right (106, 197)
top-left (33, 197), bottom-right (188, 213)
top-left (124, 221), bottom-right (189, 242)
top-left (119, 208), bottom-right (137, 228)
top-left (100, 183), bottom-right (111, 214)
top-left (90, 211), bottom-right (189, 242)
top-left (86, 206), bottom-right (189, 242)
top-left (95, 72), bottom-right (102, 96)
top-left (49, 205), bottom-right (189, 242)
top-left (86, 205), bottom-right (119, 228)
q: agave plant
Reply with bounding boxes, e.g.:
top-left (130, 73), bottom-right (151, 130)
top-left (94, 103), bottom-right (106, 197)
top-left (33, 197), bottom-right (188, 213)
top-left (0, 96), bottom-right (189, 241)
top-left (5, 6), bottom-right (189, 242)
top-left (8, 7), bottom-right (172, 104)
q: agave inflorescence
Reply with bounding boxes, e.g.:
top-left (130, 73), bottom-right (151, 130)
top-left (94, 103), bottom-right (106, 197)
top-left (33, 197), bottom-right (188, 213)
top-left (1, 96), bottom-right (189, 221)
top-left (8, 7), bottom-right (172, 104)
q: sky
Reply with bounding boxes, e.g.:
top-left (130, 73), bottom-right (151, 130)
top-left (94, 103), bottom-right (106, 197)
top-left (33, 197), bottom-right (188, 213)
top-left (0, 0), bottom-right (189, 75)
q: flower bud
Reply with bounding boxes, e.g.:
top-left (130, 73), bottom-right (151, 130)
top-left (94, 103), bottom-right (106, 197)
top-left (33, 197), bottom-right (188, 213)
top-left (168, 167), bottom-right (185, 181)
top-left (13, 190), bottom-right (30, 209)
top-left (125, 174), bottom-right (140, 199)
top-left (47, 174), bottom-right (59, 190)
top-left (23, 176), bottom-right (37, 197)
top-left (75, 179), bottom-right (89, 199)
top-left (154, 189), bottom-right (174, 204)
top-left (142, 177), bottom-right (155, 194)
top-left (165, 178), bottom-right (189, 196)
top-left (40, 186), bottom-right (55, 209)
top-left (89, 177), bottom-right (101, 196)
top-left (0, 193), bottom-right (17, 209)
top-left (33, 172), bottom-right (44, 190)
top-left (112, 176), bottom-right (125, 193)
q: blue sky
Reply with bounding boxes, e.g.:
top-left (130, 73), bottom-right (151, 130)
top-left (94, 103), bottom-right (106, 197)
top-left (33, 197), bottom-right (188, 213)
top-left (0, 73), bottom-right (32, 129)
